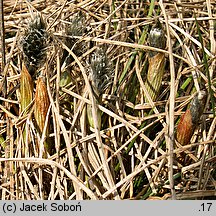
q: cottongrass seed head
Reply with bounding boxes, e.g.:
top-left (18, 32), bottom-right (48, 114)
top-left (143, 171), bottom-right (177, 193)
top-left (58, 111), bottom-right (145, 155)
top-left (20, 14), bottom-right (49, 74)
top-left (89, 47), bottom-right (113, 97)
top-left (64, 11), bottom-right (86, 55)
top-left (61, 11), bottom-right (87, 69)
top-left (65, 11), bottom-right (86, 38)
top-left (148, 22), bottom-right (166, 57)
top-left (189, 90), bottom-right (207, 125)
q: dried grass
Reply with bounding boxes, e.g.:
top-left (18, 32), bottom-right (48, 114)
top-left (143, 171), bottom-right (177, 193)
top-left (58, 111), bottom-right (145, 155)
top-left (0, 0), bottom-right (215, 200)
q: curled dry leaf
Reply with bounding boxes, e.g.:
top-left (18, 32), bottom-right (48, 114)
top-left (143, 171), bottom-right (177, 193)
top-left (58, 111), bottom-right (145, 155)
top-left (176, 109), bottom-right (194, 146)
top-left (34, 77), bottom-right (51, 153)
top-left (20, 63), bottom-right (33, 113)
top-left (176, 90), bottom-right (207, 145)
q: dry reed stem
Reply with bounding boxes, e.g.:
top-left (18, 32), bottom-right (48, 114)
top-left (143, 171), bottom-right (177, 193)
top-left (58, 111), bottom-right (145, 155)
top-left (101, 141), bottom-right (214, 199)
top-left (48, 52), bottom-right (61, 199)
top-left (0, 157), bottom-right (98, 200)
top-left (159, 0), bottom-right (176, 199)
top-left (46, 75), bottom-right (83, 199)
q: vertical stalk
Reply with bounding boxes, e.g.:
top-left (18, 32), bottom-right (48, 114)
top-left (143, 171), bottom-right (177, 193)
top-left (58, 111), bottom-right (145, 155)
top-left (0, 0), bottom-right (5, 70)
top-left (0, 0), bottom-right (9, 199)
top-left (159, 0), bottom-right (176, 200)
top-left (0, 0), bottom-right (7, 98)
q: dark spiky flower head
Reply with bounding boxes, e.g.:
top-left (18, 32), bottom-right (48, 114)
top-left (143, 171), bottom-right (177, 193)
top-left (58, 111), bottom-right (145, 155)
top-left (89, 47), bottom-right (113, 98)
top-left (61, 12), bottom-right (86, 70)
top-left (148, 22), bottom-right (166, 57)
top-left (20, 14), bottom-right (48, 75)
top-left (190, 91), bottom-right (207, 125)
top-left (66, 11), bottom-right (86, 38)
top-left (87, 47), bottom-right (113, 129)
top-left (64, 11), bottom-right (86, 56)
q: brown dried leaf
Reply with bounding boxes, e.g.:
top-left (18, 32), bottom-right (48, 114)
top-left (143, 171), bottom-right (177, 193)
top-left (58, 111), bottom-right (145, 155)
top-left (176, 91), bottom-right (207, 145)
top-left (176, 109), bottom-right (194, 145)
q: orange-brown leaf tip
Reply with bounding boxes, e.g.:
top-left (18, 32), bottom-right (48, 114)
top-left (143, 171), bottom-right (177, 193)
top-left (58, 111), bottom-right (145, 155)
top-left (176, 109), bottom-right (194, 145)
top-left (34, 77), bottom-right (50, 134)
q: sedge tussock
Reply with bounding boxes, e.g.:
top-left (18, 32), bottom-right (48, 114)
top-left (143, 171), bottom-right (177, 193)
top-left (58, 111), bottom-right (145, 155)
top-left (0, 0), bottom-right (215, 200)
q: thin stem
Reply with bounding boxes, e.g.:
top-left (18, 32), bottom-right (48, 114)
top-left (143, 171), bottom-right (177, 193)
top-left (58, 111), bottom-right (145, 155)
top-left (0, 0), bottom-right (5, 70)
top-left (159, 0), bottom-right (176, 200)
